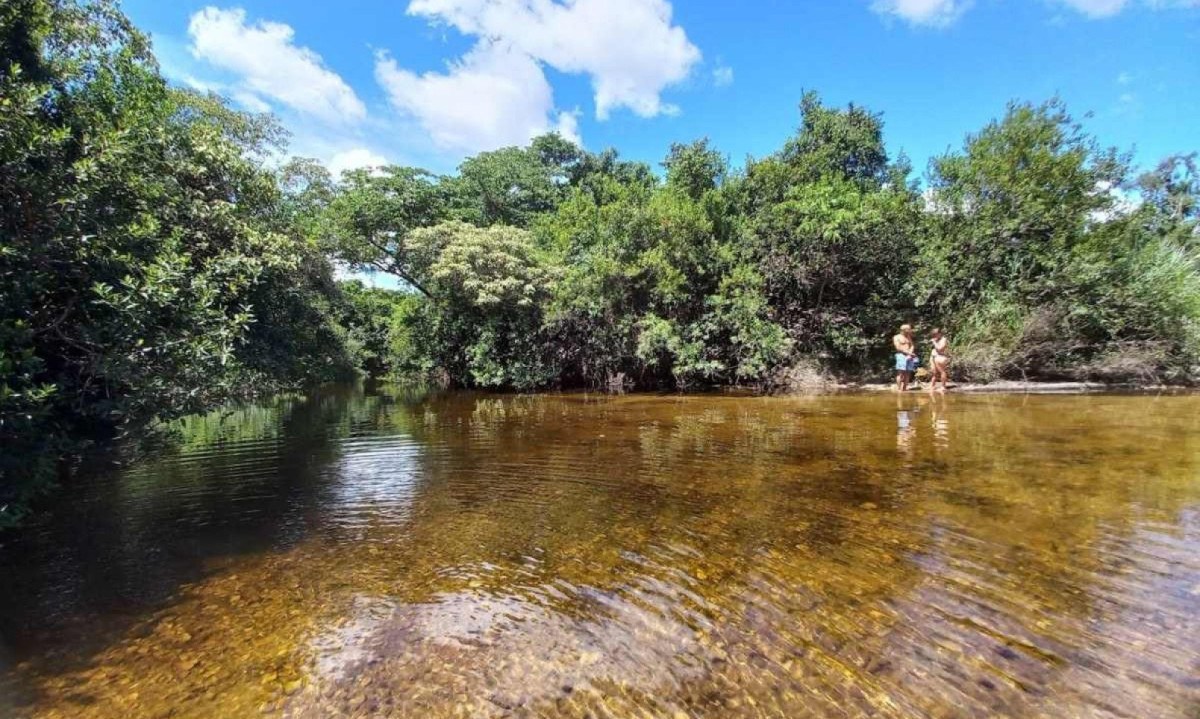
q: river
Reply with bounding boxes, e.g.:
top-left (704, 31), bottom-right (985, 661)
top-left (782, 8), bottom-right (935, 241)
top-left (1, 385), bottom-right (1198, 718)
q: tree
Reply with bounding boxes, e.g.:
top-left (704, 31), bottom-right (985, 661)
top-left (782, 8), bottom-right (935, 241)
top-left (405, 221), bottom-right (558, 388)
top-left (780, 91), bottom-right (891, 187)
top-left (919, 99), bottom-right (1127, 309)
top-left (449, 133), bottom-right (582, 227)
top-left (739, 92), bottom-right (920, 366)
top-left (663, 139), bottom-right (727, 201)
top-left (322, 166), bottom-right (451, 297)
top-left (915, 100), bottom-right (1198, 380)
top-left (0, 0), bottom-right (353, 524)
top-left (1139, 153), bottom-right (1199, 225)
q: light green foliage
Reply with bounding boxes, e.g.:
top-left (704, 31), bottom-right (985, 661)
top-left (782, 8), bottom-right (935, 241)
top-left (663, 139), bottom-right (727, 200)
top-left (334, 281), bottom-right (411, 378)
top-left (410, 221), bottom-right (555, 307)
top-left (404, 222), bottom-right (558, 388)
top-left (386, 293), bottom-right (434, 379)
top-left (914, 100), bottom-right (1199, 379)
top-left (707, 265), bottom-right (793, 380)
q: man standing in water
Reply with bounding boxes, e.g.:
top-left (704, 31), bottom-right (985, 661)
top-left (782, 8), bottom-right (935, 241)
top-left (893, 324), bottom-right (917, 391)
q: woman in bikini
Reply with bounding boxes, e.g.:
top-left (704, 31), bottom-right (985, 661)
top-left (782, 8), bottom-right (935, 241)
top-left (929, 328), bottom-right (951, 392)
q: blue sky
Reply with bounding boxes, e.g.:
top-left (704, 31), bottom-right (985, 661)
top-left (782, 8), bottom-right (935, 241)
top-left (127, 0), bottom-right (1199, 181)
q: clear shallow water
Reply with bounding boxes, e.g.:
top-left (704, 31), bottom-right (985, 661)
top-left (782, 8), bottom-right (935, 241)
top-left (1, 386), bottom-right (1199, 718)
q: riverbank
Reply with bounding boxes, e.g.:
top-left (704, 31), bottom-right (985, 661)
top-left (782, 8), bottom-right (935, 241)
top-left (848, 380), bottom-right (1193, 394)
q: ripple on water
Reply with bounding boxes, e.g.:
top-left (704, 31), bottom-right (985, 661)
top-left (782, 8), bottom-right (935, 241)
top-left (1, 390), bottom-right (1198, 718)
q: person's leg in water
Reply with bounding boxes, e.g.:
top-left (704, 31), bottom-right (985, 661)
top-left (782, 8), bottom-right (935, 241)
top-left (933, 357), bottom-right (949, 392)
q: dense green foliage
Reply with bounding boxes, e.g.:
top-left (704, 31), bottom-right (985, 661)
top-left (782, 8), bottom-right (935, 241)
top-left (3, 1), bottom-right (1198, 524)
top-left (0, 0), bottom-right (352, 524)
top-left (329, 94), bottom-right (1198, 390)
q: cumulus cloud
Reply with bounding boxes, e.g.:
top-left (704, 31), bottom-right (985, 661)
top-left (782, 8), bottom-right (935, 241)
top-left (713, 65), bottom-right (734, 87)
top-left (376, 42), bottom-right (566, 153)
top-left (184, 2), bottom-right (700, 160)
top-left (871, 0), bottom-right (969, 27)
top-left (553, 109), bottom-right (583, 147)
top-left (327, 148), bottom-right (390, 176)
top-left (230, 90), bottom-right (272, 114)
top-left (406, 0), bottom-right (701, 120)
top-left (188, 7), bottom-right (366, 124)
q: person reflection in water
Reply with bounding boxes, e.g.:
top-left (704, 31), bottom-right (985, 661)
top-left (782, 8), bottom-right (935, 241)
top-left (896, 395), bottom-right (917, 455)
top-left (929, 392), bottom-right (950, 450)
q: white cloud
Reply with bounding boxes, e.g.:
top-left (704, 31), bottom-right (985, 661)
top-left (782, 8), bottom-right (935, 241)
top-left (713, 65), bottom-right (734, 87)
top-left (1116, 71), bottom-right (1133, 85)
top-left (405, 0), bottom-right (701, 120)
top-left (1054, 0), bottom-right (1129, 17)
top-left (187, 7), bottom-right (366, 124)
top-left (230, 90), bottom-right (272, 114)
top-left (1052, 0), bottom-right (1200, 18)
top-left (183, 2), bottom-right (700, 162)
top-left (181, 74), bottom-right (218, 93)
top-left (376, 42), bottom-right (565, 153)
top-left (871, 0), bottom-right (969, 27)
top-left (553, 109), bottom-right (583, 147)
top-left (872, 0), bottom-right (1197, 25)
top-left (178, 72), bottom-right (271, 113)
top-left (327, 148), bottom-right (390, 176)
top-left (1090, 180), bottom-right (1143, 222)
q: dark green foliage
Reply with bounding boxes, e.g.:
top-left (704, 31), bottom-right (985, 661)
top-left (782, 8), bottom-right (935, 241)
top-left (733, 95), bottom-right (921, 369)
top-left (449, 137), bottom-right (583, 228)
top-left (0, 0), bottom-right (353, 525)
top-left (780, 92), bottom-right (892, 187)
top-left (336, 280), bottom-right (420, 378)
top-left (324, 93), bottom-right (1198, 392)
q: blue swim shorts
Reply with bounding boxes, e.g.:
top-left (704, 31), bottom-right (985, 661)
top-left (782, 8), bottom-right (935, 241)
top-left (895, 353), bottom-right (916, 372)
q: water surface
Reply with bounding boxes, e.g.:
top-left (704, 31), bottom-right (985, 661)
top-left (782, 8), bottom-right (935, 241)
top-left (2, 386), bottom-right (1198, 718)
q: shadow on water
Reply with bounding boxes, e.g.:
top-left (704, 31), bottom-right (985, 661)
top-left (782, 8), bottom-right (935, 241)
top-left (0, 383), bottom-right (433, 698)
top-left (1, 387), bottom-right (1199, 718)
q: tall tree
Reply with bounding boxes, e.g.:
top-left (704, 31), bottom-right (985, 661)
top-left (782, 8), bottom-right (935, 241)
top-left (0, 0), bottom-right (351, 523)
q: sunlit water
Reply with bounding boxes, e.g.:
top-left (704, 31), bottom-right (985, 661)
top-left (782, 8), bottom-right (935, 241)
top-left (2, 386), bottom-right (1199, 718)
